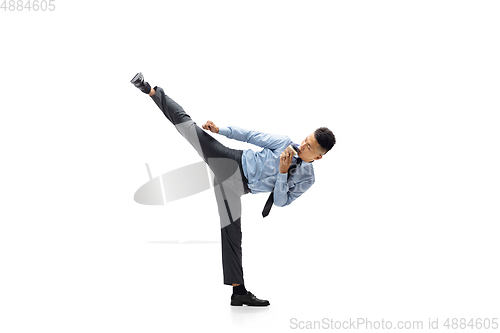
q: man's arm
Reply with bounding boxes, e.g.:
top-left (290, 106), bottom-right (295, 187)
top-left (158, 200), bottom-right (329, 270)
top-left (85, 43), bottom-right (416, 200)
top-left (204, 121), bottom-right (290, 151)
top-left (273, 148), bottom-right (315, 207)
top-left (273, 174), bottom-right (315, 207)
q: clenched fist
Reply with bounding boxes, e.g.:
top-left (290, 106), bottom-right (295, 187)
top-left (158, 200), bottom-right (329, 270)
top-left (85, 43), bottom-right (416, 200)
top-left (202, 120), bottom-right (219, 133)
top-left (279, 148), bottom-right (294, 173)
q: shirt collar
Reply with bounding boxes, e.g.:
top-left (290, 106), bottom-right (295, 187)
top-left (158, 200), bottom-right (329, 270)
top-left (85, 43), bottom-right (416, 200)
top-left (293, 154), bottom-right (313, 165)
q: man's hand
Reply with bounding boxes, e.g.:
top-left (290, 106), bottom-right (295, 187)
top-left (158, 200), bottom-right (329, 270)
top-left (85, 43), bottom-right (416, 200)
top-left (202, 120), bottom-right (219, 133)
top-left (279, 148), bottom-right (294, 173)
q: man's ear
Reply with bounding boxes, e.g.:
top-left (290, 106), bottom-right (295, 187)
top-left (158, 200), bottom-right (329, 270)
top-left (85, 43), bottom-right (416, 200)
top-left (314, 155), bottom-right (323, 161)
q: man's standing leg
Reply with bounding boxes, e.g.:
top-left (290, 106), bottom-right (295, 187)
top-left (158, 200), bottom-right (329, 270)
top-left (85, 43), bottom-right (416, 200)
top-left (213, 176), bottom-right (244, 286)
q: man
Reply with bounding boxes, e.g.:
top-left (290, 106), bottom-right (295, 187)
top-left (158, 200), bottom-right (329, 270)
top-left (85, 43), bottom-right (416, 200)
top-left (131, 72), bottom-right (336, 306)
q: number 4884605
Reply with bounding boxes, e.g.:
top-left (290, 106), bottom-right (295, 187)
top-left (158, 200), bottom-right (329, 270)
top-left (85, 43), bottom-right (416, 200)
top-left (1, 0), bottom-right (56, 11)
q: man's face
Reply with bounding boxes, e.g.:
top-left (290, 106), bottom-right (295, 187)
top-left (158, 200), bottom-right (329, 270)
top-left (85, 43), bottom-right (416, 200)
top-left (297, 132), bottom-right (323, 163)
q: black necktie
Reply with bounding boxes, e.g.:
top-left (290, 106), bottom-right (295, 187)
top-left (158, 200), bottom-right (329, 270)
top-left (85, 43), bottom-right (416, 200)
top-left (262, 156), bottom-right (302, 217)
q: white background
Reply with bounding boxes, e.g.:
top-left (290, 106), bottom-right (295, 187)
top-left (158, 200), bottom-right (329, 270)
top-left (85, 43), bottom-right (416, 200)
top-left (1, 1), bottom-right (499, 332)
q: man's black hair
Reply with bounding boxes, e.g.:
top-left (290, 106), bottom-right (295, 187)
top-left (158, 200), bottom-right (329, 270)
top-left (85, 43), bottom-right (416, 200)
top-left (314, 127), bottom-right (336, 155)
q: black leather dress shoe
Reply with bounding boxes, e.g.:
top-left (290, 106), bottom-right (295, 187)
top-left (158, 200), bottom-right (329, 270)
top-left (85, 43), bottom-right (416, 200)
top-left (231, 291), bottom-right (270, 306)
top-left (130, 72), bottom-right (151, 94)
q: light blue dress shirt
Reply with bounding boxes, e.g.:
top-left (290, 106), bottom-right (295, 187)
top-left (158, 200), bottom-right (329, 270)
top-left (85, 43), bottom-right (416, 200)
top-left (218, 125), bottom-right (315, 207)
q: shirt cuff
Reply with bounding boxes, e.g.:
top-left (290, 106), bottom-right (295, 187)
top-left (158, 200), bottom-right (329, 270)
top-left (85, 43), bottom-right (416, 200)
top-left (276, 172), bottom-right (288, 182)
top-left (218, 127), bottom-right (230, 136)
